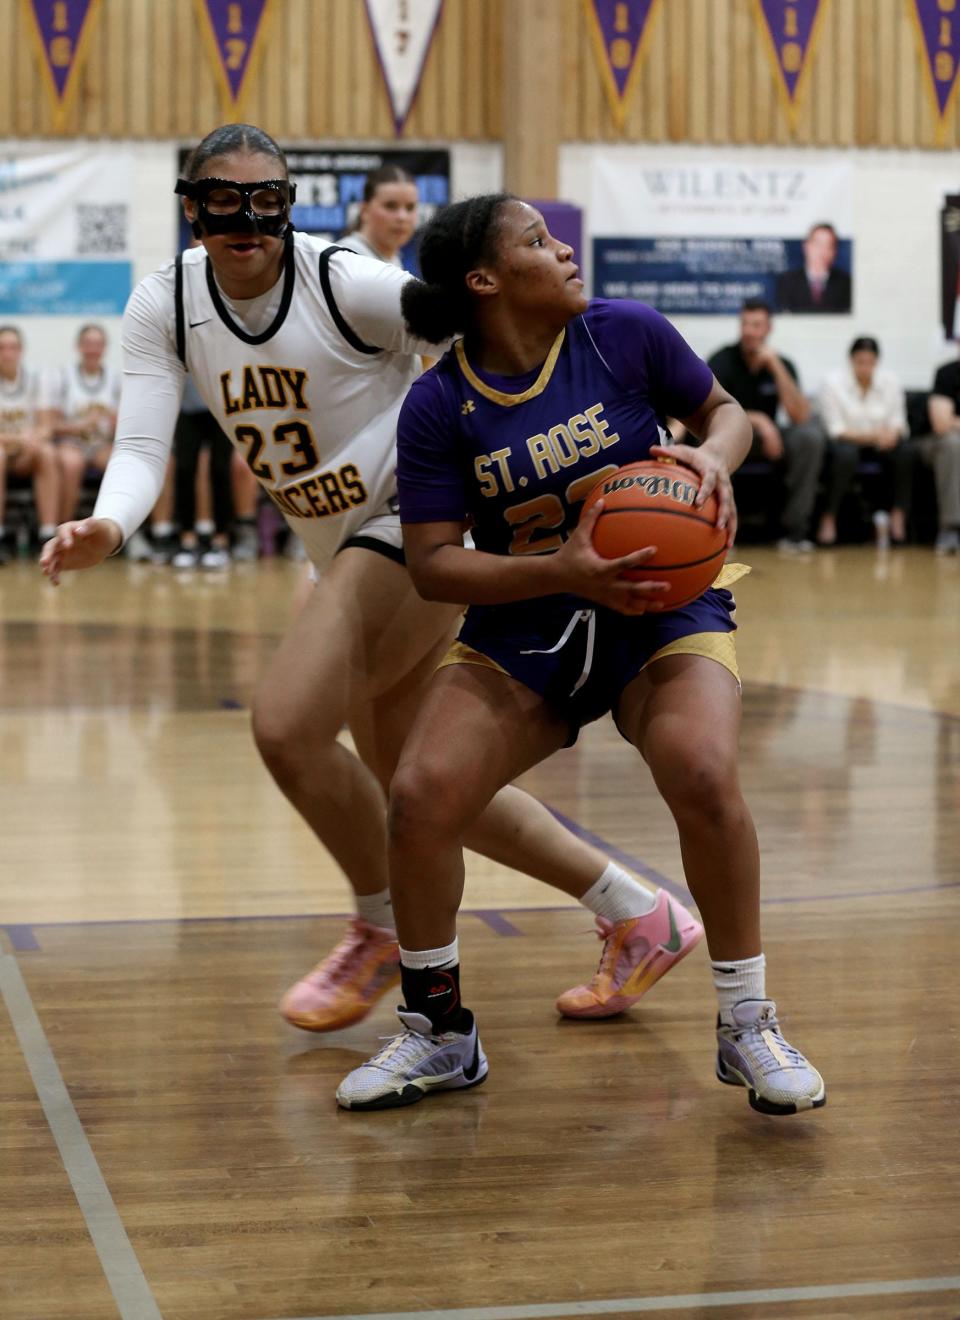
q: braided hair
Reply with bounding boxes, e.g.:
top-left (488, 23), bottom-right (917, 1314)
top-left (184, 123), bottom-right (288, 181)
top-left (401, 193), bottom-right (516, 344)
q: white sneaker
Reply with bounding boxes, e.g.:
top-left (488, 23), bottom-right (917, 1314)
top-left (200, 546), bottom-right (231, 570)
top-left (934, 529), bottom-right (959, 555)
top-left (232, 522), bottom-right (259, 562)
top-left (776, 537), bottom-right (815, 555)
top-left (336, 1009), bottom-right (488, 1111)
top-left (716, 999), bottom-right (826, 1116)
top-left (171, 545), bottom-right (199, 569)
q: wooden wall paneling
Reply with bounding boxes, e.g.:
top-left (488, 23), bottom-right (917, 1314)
top-left (751, 3), bottom-right (775, 146)
top-left (575, 0), bottom-right (604, 143)
top-left (150, 0), bottom-right (174, 139)
top-left (687, 0), bottom-right (710, 144)
top-left (327, 0), bottom-right (353, 138)
top-left (875, 0), bottom-right (896, 148)
top-left (16, 0), bottom-right (40, 136)
top-left (488, 0), bottom-right (504, 140)
top-left (834, 0), bottom-right (857, 146)
top-left (639, 0), bottom-right (668, 144)
top-left (855, 0), bottom-right (876, 145)
top-left (729, 0), bottom-right (753, 144)
top-left (811, 0), bottom-right (834, 147)
top-left (0, 0), bottom-right (11, 134)
top-left (443, 0), bottom-right (465, 138)
top-left (894, 0), bottom-right (917, 149)
top-left (709, 0), bottom-right (732, 144)
top-left (305, 0), bottom-right (330, 137)
top-left (461, 0), bottom-right (484, 140)
top-left (78, 0), bottom-right (104, 137)
top-left (126, 0), bottom-right (149, 138)
top-left (260, 1), bottom-right (285, 137)
top-left (284, 0), bottom-right (308, 138)
top-left (666, 0), bottom-right (688, 141)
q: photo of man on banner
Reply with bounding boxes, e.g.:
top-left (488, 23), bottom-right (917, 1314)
top-left (775, 221), bottom-right (852, 314)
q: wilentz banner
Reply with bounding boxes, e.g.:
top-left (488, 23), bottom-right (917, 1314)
top-left (591, 154), bottom-right (853, 316)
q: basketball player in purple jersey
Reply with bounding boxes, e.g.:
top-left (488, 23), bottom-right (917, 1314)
top-left (337, 194), bottom-right (826, 1116)
top-left (39, 127), bottom-right (703, 1041)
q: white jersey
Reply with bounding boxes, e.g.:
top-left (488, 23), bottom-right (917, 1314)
top-left (54, 364), bottom-right (120, 442)
top-left (338, 232), bottom-right (404, 267)
top-left (95, 231), bottom-right (441, 570)
top-left (0, 367), bottom-right (41, 440)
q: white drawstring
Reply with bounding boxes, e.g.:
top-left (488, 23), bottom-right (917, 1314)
top-left (521, 609), bottom-right (596, 696)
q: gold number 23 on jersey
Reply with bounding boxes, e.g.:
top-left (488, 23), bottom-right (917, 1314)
top-left (234, 420), bottom-right (319, 482)
top-left (505, 466), bottom-right (618, 555)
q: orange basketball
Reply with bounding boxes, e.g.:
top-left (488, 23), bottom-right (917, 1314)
top-left (581, 458), bottom-right (727, 610)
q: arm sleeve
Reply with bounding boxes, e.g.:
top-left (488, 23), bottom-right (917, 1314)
top-left (887, 378), bottom-right (907, 436)
top-left (396, 372), bottom-right (468, 524)
top-left (588, 300), bottom-right (713, 419)
top-left (325, 249), bottom-right (452, 359)
top-left (92, 274), bottom-right (185, 541)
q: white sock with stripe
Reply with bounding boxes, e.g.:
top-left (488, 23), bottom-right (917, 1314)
top-left (712, 953), bottom-right (766, 1025)
top-left (580, 862), bottom-right (659, 923)
top-left (399, 938), bottom-right (459, 970)
top-left (354, 888), bottom-right (396, 935)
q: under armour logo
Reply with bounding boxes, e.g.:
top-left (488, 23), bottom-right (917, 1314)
top-left (461, 399), bottom-right (476, 415)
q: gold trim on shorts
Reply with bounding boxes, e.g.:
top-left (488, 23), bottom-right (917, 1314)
top-left (641, 630), bottom-right (740, 684)
top-left (438, 639), bottom-right (508, 674)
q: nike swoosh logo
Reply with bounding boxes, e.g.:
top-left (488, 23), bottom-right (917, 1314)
top-left (660, 902), bottom-right (683, 954)
top-left (189, 319), bottom-right (211, 328)
top-left (462, 1038), bottom-right (480, 1082)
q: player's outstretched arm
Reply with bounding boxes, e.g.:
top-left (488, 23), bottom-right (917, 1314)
top-left (40, 518), bottom-right (123, 586)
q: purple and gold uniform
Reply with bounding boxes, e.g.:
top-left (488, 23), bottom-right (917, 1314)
top-left (397, 299), bottom-right (743, 738)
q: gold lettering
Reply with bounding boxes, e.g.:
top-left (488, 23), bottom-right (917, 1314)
top-left (784, 6), bottom-right (799, 38)
top-left (940, 16), bottom-right (952, 44)
top-left (937, 49), bottom-right (955, 79)
top-left (50, 35), bottom-right (72, 66)
top-left (227, 2), bottom-right (243, 33)
top-left (340, 464), bottom-right (367, 507)
top-left (610, 36), bottom-right (631, 70)
top-left (584, 403), bottom-right (620, 450)
top-left (475, 455), bottom-right (498, 499)
top-left (318, 470), bottom-right (349, 513)
top-left (241, 366), bottom-right (264, 411)
top-left (259, 367), bottom-right (286, 408)
top-left (225, 37), bottom-right (247, 70)
top-left (782, 41), bottom-right (802, 74)
top-left (568, 413), bottom-right (600, 459)
top-left (527, 433), bottom-right (559, 480)
top-left (547, 423), bottom-right (580, 468)
top-left (491, 447), bottom-right (515, 492)
top-left (614, 2), bottom-right (629, 33)
top-left (299, 476), bottom-right (329, 518)
top-left (53, 2), bottom-right (68, 32)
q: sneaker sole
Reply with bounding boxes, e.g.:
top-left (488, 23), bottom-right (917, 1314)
top-left (716, 1056), bottom-right (827, 1116)
top-left (337, 1065), bottom-right (488, 1112)
top-left (280, 969), bottom-right (402, 1033)
top-left (556, 923), bottom-right (705, 1019)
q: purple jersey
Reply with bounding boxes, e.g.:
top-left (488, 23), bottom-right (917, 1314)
top-left (397, 298), bottom-right (713, 558)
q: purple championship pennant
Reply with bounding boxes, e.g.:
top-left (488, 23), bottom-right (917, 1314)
top-left (910, 0), bottom-right (960, 133)
top-left (753, 0), bottom-right (828, 128)
top-left (24, 0), bottom-right (102, 128)
top-left (363, 0), bottom-right (444, 136)
top-left (193, 0), bottom-right (275, 109)
top-left (582, 0), bottom-right (663, 130)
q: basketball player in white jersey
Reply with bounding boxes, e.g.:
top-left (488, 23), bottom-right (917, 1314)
top-left (338, 166), bottom-right (419, 268)
top-left (46, 324), bottom-right (120, 524)
top-left (0, 325), bottom-right (60, 565)
top-left (41, 124), bottom-right (702, 1034)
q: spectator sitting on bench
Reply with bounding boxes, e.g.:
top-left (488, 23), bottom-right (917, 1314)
top-left (46, 324), bottom-right (119, 524)
top-left (706, 299), bottom-right (826, 553)
top-left (817, 336), bottom-right (911, 547)
top-left (0, 325), bottom-right (59, 563)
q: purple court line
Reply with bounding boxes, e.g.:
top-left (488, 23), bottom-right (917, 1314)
top-left (541, 803), bottom-right (691, 901)
top-left (5, 876), bottom-right (957, 955)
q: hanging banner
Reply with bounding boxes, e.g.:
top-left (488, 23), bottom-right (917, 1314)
top-left (177, 145), bottom-right (450, 276)
top-left (752, 0), bottom-right (828, 127)
top-left (24, 0), bottom-right (101, 129)
top-left (0, 145), bottom-right (133, 315)
top-left (193, 0), bottom-right (275, 109)
top-left (910, 0), bottom-right (960, 132)
top-left (363, 0), bottom-right (444, 136)
top-left (590, 152), bottom-right (853, 316)
top-left (582, 0), bottom-right (662, 130)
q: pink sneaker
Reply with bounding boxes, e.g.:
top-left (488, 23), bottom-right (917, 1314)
top-left (280, 918), bottom-right (401, 1032)
top-left (556, 890), bottom-right (704, 1018)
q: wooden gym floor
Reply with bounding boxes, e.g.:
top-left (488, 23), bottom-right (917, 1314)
top-left (1, 546), bottom-right (958, 1320)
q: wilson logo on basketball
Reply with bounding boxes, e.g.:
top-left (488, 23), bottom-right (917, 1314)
top-left (601, 473), bottom-right (698, 506)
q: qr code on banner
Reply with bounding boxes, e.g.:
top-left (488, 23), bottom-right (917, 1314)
top-left (75, 203), bottom-right (129, 255)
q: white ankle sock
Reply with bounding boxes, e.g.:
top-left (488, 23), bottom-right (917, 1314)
top-left (712, 953), bottom-right (766, 1025)
top-left (38, 524), bottom-right (56, 541)
top-left (580, 862), bottom-right (658, 923)
top-left (354, 888), bottom-right (395, 934)
top-left (152, 521), bottom-right (174, 538)
top-left (399, 938), bottom-right (459, 970)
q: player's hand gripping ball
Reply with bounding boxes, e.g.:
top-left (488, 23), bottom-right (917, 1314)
top-left (581, 458), bottom-right (727, 610)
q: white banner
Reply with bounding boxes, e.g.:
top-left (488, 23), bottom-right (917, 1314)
top-left (0, 144), bottom-right (134, 315)
top-left (364, 0), bottom-right (443, 135)
top-left (590, 153), bottom-right (853, 315)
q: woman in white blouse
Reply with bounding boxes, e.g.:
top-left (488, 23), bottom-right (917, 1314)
top-left (817, 336), bottom-right (912, 546)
